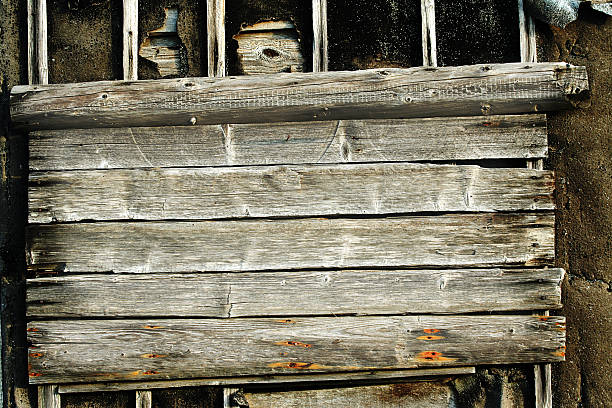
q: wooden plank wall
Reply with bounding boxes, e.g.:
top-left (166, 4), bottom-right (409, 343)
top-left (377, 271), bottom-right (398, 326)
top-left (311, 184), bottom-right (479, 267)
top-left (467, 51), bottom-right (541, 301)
top-left (16, 0), bottom-right (580, 404)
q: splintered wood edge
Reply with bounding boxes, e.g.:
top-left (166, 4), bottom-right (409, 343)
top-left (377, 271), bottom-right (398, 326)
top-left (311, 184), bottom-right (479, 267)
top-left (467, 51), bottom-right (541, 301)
top-left (57, 367), bottom-right (477, 394)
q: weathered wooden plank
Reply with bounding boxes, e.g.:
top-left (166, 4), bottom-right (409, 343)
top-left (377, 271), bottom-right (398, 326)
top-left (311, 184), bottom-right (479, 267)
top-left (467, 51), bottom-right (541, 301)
top-left (28, 164), bottom-right (554, 223)
top-left (26, 268), bottom-right (564, 318)
top-left (36, 0), bottom-right (48, 85)
top-left (10, 62), bottom-right (587, 130)
top-left (28, 114), bottom-right (548, 171)
top-left (245, 382), bottom-right (453, 408)
top-left (38, 385), bottom-right (60, 408)
top-left (135, 390), bottom-right (152, 408)
top-left (421, 0), bottom-right (437, 67)
top-left (27, 315), bottom-right (566, 384)
top-left (57, 367), bottom-right (476, 393)
top-left (123, 0), bottom-right (138, 80)
top-left (26, 214), bottom-right (555, 274)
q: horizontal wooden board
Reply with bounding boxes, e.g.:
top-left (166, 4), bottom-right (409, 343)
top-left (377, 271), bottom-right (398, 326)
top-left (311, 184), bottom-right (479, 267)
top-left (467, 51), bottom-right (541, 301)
top-left (28, 115), bottom-right (548, 170)
top-left (57, 367), bottom-right (476, 393)
top-left (27, 315), bottom-right (566, 384)
top-left (26, 214), bottom-right (555, 273)
top-left (26, 268), bottom-right (565, 318)
top-left (11, 62), bottom-right (587, 130)
top-left (28, 164), bottom-right (555, 223)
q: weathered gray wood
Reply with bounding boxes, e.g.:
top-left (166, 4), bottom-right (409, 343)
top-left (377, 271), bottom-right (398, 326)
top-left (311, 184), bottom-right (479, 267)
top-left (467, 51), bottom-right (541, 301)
top-left (10, 63), bottom-right (588, 130)
top-left (27, 315), bottom-right (566, 384)
top-left (518, 0), bottom-right (538, 65)
top-left (138, 7), bottom-right (185, 78)
top-left (26, 268), bottom-right (565, 318)
top-left (28, 164), bottom-right (555, 223)
top-left (37, 385), bottom-right (60, 408)
top-left (233, 22), bottom-right (305, 75)
top-left (36, 0), bottom-right (48, 85)
top-left (312, 0), bottom-right (328, 72)
top-left (223, 388), bottom-right (239, 408)
top-left (57, 367), bottom-right (476, 393)
top-left (26, 213), bottom-right (555, 274)
top-left (245, 382), bottom-right (453, 408)
top-left (27, 0), bottom-right (38, 84)
top-left (123, 0), bottom-right (138, 80)
top-left (135, 390), bottom-right (152, 408)
top-left (421, 0), bottom-right (437, 67)
top-left (27, 114), bottom-right (549, 171)
top-left (207, 0), bottom-right (225, 77)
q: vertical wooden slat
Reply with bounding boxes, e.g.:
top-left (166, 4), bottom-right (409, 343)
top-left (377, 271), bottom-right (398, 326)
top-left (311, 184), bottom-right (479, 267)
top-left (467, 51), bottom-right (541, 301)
top-left (123, 0), bottom-right (139, 80)
top-left (207, 0), bottom-right (225, 77)
top-left (312, 0), bottom-right (328, 72)
top-left (36, 0), bottom-right (48, 84)
top-left (519, 3), bottom-right (550, 407)
top-left (223, 388), bottom-right (240, 408)
top-left (135, 390), bottom-right (152, 408)
top-left (421, 0), bottom-right (437, 67)
top-left (27, 0), bottom-right (37, 84)
top-left (38, 385), bottom-right (60, 408)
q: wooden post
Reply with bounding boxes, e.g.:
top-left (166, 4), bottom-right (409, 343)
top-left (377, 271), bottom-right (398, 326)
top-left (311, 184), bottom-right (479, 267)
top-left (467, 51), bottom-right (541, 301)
top-left (27, 0), bottom-right (48, 84)
top-left (223, 388), bottom-right (240, 408)
top-left (135, 390), bottom-right (152, 408)
top-left (123, 0), bottom-right (138, 80)
top-left (207, 0), bottom-right (225, 77)
top-left (421, 0), bottom-right (437, 67)
top-left (38, 385), bottom-right (60, 408)
top-left (312, 0), bottom-right (328, 72)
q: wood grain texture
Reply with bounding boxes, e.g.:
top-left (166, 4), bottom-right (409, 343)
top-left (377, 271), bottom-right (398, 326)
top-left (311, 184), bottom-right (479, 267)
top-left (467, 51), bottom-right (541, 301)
top-left (36, 0), bottom-right (48, 85)
top-left (57, 367), bottom-right (476, 393)
top-left (10, 62), bottom-right (588, 130)
top-left (26, 213), bottom-right (555, 274)
top-left (27, 315), bottom-right (566, 384)
top-left (27, 114), bottom-right (549, 171)
top-left (38, 385), bottom-right (60, 408)
top-left (245, 382), bottom-right (453, 408)
top-left (122, 0), bottom-right (138, 80)
top-left (233, 23), bottom-right (305, 75)
top-left (28, 163), bottom-right (555, 223)
top-left (206, 0), bottom-right (225, 77)
top-left (26, 268), bottom-right (564, 318)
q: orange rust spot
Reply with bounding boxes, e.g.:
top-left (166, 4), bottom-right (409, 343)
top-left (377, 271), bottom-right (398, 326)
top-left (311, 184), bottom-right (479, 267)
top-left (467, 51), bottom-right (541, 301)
top-left (554, 351), bottom-right (566, 357)
top-left (141, 353), bottom-right (167, 359)
top-left (129, 370), bottom-right (142, 376)
top-left (417, 335), bottom-right (445, 341)
top-left (416, 351), bottom-right (457, 362)
top-left (423, 329), bottom-right (440, 334)
top-left (143, 370), bottom-right (159, 375)
top-left (268, 362), bottom-right (325, 370)
top-left (278, 319), bottom-right (296, 324)
top-left (483, 121), bottom-right (501, 127)
top-left (538, 316), bottom-right (549, 321)
top-left (275, 341), bottom-right (312, 348)
top-left (29, 352), bottom-right (43, 358)
top-left (27, 328), bottom-right (39, 332)
top-left (29, 372), bottom-right (43, 378)
top-left (143, 325), bottom-right (163, 330)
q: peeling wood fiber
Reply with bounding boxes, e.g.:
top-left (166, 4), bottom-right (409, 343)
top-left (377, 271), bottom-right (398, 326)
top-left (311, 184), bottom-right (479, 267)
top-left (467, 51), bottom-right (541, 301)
top-left (10, 62), bottom-right (588, 130)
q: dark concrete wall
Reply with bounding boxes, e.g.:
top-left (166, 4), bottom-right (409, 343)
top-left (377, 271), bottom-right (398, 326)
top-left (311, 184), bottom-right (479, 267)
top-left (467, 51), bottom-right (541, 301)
top-left (0, 1), bottom-right (610, 407)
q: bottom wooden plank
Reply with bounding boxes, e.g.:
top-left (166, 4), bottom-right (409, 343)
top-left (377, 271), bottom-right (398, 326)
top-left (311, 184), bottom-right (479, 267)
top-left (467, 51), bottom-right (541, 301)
top-left (244, 382), bottom-right (454, 408)
top-left (57, 367), bottom-right (476, 393)
top-left (28, 315), bottom-right (565, 384)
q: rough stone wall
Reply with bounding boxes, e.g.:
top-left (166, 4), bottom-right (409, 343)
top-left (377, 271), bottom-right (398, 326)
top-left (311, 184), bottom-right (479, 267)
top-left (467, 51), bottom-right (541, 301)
top-left (537, 8), bottom-right (612, 408)
top-left (0, 1), bottom-right (610, 407)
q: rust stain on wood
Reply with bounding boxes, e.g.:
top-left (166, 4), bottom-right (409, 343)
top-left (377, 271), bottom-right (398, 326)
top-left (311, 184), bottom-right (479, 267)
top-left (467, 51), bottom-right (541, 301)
top-left (275, 341), bottom-right (312, 348)
top-left (417, 335), bottom-right (445, 341)
top-left (27, 327), bottom-right (39, 332)
top-left (423, 329), bottom-right (440, 334)
top-left (268, 362), bottom-right (326, 370)
top-left (143, 325), bottom-right (164, 330)
top-left (29, 352), bottom-right (43, 358)
top-left (29, 372), bottom-right (43, 378)
top-left (141, 353), bottom-right (167, 359)
top-left (416, 351), bottom-right (457, 362)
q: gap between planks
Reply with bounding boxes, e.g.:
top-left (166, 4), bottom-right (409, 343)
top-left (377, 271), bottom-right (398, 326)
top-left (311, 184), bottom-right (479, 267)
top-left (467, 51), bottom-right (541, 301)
top-left (57, 367), bottom-right (477, 394)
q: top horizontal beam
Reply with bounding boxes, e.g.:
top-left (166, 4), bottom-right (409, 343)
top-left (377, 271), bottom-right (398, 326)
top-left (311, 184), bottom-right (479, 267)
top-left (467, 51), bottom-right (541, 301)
top-left (10, 62), bottom-right (587, 130)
